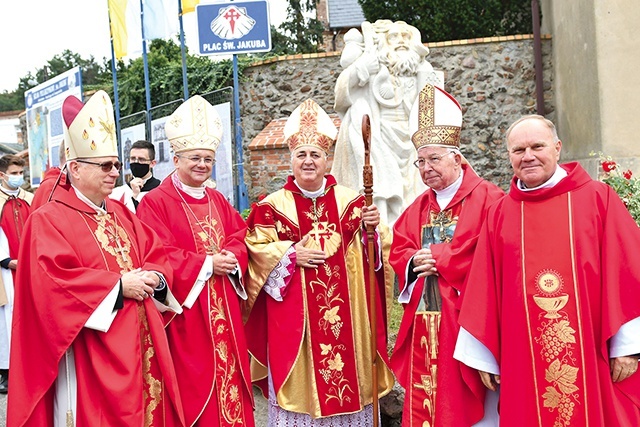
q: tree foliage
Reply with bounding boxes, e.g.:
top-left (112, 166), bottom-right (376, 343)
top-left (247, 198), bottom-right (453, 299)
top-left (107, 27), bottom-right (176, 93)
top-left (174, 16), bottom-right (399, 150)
top-left (113, 38), bottom-right (243, 117)
top-left (0, 40), bottom-right (248, 116)
top-left (357, 0), bottom-right (533, 42)
top-left (274, 0), bottom-right (325, 54)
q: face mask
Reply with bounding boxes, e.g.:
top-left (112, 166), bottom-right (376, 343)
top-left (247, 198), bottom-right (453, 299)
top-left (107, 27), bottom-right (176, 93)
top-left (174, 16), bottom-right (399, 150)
top-left (130, 163), bottom-right (150, 178)
top-left (5, 175), bottom-right (24, 189)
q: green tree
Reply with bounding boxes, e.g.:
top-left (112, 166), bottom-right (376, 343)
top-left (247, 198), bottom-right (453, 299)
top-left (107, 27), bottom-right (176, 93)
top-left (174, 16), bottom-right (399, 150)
top-left (0, 50), bottom-right (111, 112)
top-left (357, 0), bottom-right (533, 42)
top-left (276, 0), bottom-right (325, 53)
top-left (113, 38), bottom-right (244, 117)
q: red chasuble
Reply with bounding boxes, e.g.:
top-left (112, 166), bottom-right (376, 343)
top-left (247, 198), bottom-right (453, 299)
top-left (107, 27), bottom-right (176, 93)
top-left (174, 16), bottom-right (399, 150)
top-left (390, 165), bottom-right (504, 427)
top-left (137, 178), bottom-right (254, 427)
top-left (8, 183), bottom-right (184, 427)
top-left (244, 175), bottom-right (395, 418)
top-left (459, 162), bottom-right (640, 426)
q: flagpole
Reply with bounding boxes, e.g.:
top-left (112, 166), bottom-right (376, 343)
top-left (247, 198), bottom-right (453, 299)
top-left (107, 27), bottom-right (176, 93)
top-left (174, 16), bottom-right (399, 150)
top-left (140, 0), bottom-right (152, 131)
top-left (106, 0), bottom-right (123, 153)
top-left (178, 0), bottom-right (190, 100)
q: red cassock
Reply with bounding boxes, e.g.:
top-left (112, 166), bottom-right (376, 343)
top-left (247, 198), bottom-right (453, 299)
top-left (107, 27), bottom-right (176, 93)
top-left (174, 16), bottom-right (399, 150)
top-left (390, 165), bottom-right (504, 427)
top-left (8, 183), bottom-right (184, 427)
top-left (459, 162), bottom-right (640, 426)
top-left (30, 167), bottom-right (66, 211)
top-left (137, 178), bottom-right (254, 427)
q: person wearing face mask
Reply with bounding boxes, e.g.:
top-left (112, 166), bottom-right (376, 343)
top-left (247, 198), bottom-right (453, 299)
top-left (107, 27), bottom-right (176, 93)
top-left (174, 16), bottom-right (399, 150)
top-left (110, 140), bottom-right (160, 212)
top-left (0, 154), bottom-right (33, 394)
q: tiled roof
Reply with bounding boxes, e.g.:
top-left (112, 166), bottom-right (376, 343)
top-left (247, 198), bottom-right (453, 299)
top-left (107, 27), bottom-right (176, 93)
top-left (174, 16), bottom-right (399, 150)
top-left (327, 0), bottom-right (365, 29)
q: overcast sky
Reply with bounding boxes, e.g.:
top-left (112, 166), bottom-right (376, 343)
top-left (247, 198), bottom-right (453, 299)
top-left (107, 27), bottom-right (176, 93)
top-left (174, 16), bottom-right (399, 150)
top-left (0, 0), bottom-right (287, 93)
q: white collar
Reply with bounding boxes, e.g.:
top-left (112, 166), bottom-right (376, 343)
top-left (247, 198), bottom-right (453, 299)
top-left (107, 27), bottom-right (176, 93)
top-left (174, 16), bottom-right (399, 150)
top-left (294, 178), bottom-right (327, 199)
top-left (516, 165), bottom-right (568, 192)
top-left (0, 185), bottom-right (19, 197)
top-left (172, 173), bottom-right (206, 199)
top-left (433, 169), bottom-right (464, 210)
top-left (72, 185), bottom-right (107, 215)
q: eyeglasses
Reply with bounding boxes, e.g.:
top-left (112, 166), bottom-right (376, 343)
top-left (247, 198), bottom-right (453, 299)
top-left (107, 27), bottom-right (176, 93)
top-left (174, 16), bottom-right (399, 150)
top-left (129, 157), bottom-right (152, 164)
top-left (413, 152), bottom-right (454, 169)
top-left (177, 155), bottom-right (216, 165)
top-left (76, 159), bottom-right (122, 172)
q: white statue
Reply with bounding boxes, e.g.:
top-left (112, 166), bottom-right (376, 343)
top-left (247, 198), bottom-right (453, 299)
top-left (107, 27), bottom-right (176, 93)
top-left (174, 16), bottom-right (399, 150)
top-left (333, 20), bottom-right (444, 225)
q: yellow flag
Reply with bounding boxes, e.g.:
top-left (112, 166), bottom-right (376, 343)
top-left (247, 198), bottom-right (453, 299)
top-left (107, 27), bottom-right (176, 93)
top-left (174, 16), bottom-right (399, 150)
top-left (108, 0), bottom-right (129, 59)
top-left (182, 0), bottom-right (200, 14)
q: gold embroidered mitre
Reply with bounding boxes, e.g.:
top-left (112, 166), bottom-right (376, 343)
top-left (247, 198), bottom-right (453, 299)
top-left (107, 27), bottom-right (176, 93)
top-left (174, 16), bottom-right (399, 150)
top-left (409, 84), bottom-right (462, 150)
top-left (165, 95), bottom-right (223, 154)
top-left (284, 99), bottom-right (337, 153)
top-left (62, 90), bottom-right (118, 160)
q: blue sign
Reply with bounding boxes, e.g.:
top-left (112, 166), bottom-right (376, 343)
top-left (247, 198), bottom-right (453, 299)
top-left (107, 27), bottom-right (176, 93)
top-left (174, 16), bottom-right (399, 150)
top-left (196, 0), bottom-right (272, 55)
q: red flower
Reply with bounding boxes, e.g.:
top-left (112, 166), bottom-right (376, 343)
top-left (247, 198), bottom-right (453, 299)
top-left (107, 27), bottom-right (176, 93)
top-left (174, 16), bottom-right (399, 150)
top-left (602, 160), bottom-right (617, 173)
top-left (623, 170), bottom-right (633, 179)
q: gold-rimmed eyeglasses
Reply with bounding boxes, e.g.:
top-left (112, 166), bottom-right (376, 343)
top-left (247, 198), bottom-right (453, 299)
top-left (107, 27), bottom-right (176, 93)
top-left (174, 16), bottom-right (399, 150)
top-left (413, 152), bottom-right (454, 169)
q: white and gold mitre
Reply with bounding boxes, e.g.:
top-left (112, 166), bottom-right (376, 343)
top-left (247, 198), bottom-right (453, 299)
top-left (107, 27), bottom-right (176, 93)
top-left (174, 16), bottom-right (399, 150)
top-left (165, 95), bottom-right (223, 154)
top-left (409, 84), bottom-right (462, 150)
top-left (62, 90), bottom-right (118, 160)
top-left (284, 99), bottom-right (337, 153)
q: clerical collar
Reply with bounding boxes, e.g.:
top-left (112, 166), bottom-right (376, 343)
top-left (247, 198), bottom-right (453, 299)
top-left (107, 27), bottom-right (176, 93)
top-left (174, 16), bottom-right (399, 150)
top-left (294, 178), bottom-right (327, 199)
top-left (433, 169), bottom-right (464, 210)
top-left (516, 165), bottom-right (568, 192)
top-left (172, 172), bottom-right (205, 199)
top-left (72, 185), bottom-right (107, 215)
top-left (0, 185), bottom-right (19, 197)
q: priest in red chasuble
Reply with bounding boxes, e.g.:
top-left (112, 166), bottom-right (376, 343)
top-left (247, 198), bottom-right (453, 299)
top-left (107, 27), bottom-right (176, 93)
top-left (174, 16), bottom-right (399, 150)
top-left (390, 84), bottom-right (504, 427)
top-left (244, 99), bottom-right (395, 426)
top-left (136, 95), bottom-right (255, 427)
top-left (0, 154), bottom-right (33, 394)
top-left (8, 90), bottom-right (185, 426)
top-left (455, 115), bottom-right (640, 426)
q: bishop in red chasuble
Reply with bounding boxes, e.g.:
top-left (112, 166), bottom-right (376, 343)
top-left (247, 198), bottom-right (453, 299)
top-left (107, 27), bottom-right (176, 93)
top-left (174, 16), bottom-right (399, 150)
top-left (8, 90), bottom-right (184, 426)
top-left (390, 84), bottom-right (504, 427)
top-left (137, 95), bottom-right (254, 427)
top-left (457, 115), bottom-right (640, 426)
top-left (244, 99), bottom-right (395, 426)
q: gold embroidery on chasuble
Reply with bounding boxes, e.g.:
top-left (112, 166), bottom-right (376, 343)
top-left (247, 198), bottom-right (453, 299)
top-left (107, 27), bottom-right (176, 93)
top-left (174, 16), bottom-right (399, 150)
top-left (521, 194), bottom-right (586, 427)
top-left (86, 212), bottom-right (163, 425)
top-left (180, 201), bottom-right (246, 425)
top-left (289, 191), bottom-right (362, 416)
top-left (533, 270), bottom-right (580, 426)
top-left (407, 206), bottom-right (459, 427)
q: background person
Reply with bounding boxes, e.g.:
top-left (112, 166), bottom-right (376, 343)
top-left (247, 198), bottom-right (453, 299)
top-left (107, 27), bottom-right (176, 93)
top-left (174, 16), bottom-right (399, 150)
top-left (0, 155), bottom-right (33, 394)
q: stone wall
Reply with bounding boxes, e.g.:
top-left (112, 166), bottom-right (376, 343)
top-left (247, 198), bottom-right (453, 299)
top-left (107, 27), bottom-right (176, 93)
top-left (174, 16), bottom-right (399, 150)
top-left (240, 35), bottom-right (554, 200)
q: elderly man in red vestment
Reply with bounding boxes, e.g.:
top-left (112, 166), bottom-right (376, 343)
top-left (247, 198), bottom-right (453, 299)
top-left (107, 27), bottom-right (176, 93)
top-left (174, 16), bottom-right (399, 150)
top-left (136, 95), bottom-right (255, 427)
top-left (7, 90), bottom-right (185, 426)
top-left (455, 115), bottom-right (640, 426)
top-left (0, 154), bottom-right (33, 394)
top-left (389, 84), bottom-right (504, 427)
top-left (243, 99), bottom-right (395, 426)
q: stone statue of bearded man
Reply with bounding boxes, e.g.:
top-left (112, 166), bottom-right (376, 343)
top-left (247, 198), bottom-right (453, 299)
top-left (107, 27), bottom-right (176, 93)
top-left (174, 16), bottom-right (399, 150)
top-left (333, 20), bottom-right (443, 226)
